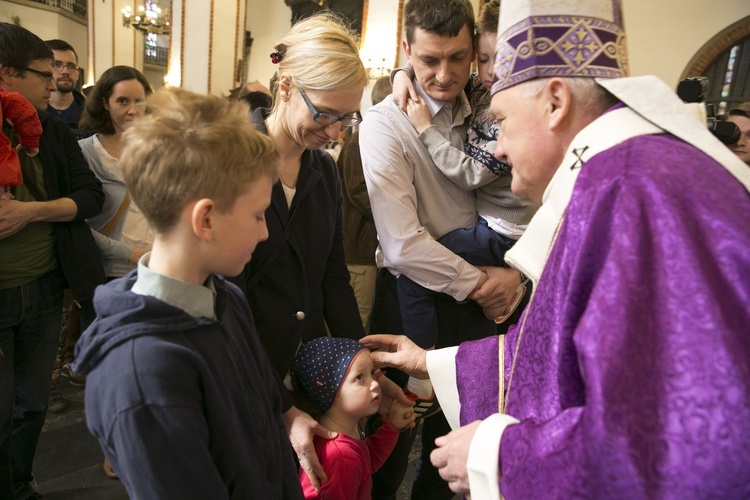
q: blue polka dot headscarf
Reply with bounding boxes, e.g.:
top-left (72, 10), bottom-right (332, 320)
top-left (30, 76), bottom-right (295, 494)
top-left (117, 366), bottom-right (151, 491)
top-left (290, 337), bottom-right (367, 414)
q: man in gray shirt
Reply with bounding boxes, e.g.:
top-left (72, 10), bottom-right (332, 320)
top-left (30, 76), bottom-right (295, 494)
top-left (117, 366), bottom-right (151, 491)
top-left (359, 0), bottom-right (521, 497)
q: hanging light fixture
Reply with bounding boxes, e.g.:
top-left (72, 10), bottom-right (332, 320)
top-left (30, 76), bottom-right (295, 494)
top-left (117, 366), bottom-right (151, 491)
top-left (122, 2), bottom-right (170, 35)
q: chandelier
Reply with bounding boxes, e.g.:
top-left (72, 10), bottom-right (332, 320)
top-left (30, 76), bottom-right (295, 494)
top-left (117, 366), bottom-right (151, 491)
top-left (121, 3), bottom-right (170, 35)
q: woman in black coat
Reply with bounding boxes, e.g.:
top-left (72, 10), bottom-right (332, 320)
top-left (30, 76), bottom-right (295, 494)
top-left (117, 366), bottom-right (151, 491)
top-left (232, 13), bottom-right (365, 382)
top-left (229, 13), bottom-right (411, 491)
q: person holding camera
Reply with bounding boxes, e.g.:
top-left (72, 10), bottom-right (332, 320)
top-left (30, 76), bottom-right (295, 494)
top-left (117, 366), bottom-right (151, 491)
top-left (724, 102), bottom-right (750, 165)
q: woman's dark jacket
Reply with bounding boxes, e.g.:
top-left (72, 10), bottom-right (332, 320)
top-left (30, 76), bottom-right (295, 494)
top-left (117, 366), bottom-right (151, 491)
top-left (230, 108), bottom-right (364, 383)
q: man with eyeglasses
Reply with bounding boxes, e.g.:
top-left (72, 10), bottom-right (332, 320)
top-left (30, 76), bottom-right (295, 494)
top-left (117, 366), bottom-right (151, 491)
top-left (0, 23), bottom-right (104, 500)
top-left (45, 39), bottom-right (88, 140)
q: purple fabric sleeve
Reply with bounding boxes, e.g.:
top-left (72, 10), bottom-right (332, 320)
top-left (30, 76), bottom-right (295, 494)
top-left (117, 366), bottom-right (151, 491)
top-left (457, 336), bottom-right (500, 424)
top-left (496, 135), bottom-right (750, 498)
top-left (456, 319), bottom-right (522, 425)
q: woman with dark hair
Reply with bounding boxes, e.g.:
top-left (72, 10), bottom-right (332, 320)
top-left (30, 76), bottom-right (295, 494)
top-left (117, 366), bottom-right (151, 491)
top-left (76, 66), bottom-right (152, 479)
top-left (79, 66), bottom-right (153, 279)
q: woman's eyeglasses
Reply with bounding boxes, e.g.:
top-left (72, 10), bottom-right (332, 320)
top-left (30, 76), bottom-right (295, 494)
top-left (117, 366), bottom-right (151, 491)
top-left (298, 88), bottom-right (362, 128)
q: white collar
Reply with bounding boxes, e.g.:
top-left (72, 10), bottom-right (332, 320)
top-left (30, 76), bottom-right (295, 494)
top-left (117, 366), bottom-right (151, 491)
top-left (505, 106), bottom-right (661, 282)
top-left (505, 75), bottom-right (750, 284)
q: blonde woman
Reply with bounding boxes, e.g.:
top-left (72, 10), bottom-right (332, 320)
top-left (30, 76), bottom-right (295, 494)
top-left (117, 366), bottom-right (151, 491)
top-left (229, 14), bottom-right (411, 490)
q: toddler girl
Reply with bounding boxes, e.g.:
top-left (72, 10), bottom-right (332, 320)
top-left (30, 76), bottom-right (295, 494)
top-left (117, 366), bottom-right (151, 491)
top-left (291, 337), bottom-right (414, 499)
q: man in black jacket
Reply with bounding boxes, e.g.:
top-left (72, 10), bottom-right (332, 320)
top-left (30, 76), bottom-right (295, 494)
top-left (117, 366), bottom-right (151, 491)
top-left (0, 22), bottom-right (105, 500)
top-left (45, 39), bottom-right (89, 140)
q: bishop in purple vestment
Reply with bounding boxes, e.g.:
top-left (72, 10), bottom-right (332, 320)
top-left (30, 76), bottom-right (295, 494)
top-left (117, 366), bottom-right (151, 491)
top-left (361, 1), bottom-right (750, 498)
top-left (454, 128), bottom-right (750, 497)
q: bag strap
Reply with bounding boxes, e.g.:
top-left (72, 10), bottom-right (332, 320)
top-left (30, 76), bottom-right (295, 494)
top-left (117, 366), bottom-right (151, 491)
top-left (101, 192), bottom-right (131, 237)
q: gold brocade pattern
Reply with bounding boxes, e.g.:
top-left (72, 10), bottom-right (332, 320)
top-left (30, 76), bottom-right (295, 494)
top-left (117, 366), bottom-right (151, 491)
top-left (502, 213), bottom-right (566, 414)
top-left (493, 14), bottom-right (628, 94)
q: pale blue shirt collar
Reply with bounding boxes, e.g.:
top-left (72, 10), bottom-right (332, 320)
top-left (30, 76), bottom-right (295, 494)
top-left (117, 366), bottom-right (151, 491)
top-left (131, 253), bottom-right (217, 320)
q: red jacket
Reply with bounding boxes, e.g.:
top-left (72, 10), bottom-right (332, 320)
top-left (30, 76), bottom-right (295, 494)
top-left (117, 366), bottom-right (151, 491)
top-left (0, 89), bottom-right (42, 185)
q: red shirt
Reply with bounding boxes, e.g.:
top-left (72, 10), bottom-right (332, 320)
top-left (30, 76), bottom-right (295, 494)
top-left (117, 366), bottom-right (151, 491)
top-left (300, 422), bottom-right (399, 500)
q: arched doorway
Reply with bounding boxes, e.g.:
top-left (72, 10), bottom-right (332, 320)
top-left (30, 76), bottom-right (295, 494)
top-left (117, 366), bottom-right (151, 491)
top-left (681, 16), bottom-right (750, 115)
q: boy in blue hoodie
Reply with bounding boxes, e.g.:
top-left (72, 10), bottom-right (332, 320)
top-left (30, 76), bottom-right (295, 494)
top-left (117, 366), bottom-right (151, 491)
top-left (72, 88), bottom-right (302, 499)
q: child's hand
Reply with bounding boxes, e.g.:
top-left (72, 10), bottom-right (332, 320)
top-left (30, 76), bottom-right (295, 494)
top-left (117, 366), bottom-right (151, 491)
top-left (16, 144), bottom-right (39, 158)
top-left (387, 400), bottom-right (416, 431)
top-left (406, 97), bottom-right (432, 134)
top-left (392, 69), bottom-right (418, 111)
top-left (376, 372), bottom-right (414, 419)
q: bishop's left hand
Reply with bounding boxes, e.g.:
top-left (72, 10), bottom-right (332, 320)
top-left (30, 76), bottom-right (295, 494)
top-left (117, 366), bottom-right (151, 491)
top-left (430, 420), bottom-right (482, 495)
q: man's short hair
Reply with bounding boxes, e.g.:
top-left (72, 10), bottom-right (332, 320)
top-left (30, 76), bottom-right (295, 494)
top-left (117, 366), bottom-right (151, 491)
top-left (121, 88), bottom-right (279, 235)
top-left (238, 80), bottom-right (271, 99)
top-left (370, 76), bottom-right (392, 106)
top-left (726, 102), bottom-right (750, 120)
top-left (0, 22), bottom-right (53, 70)
top-left (239, 91), bottom-right (272, 112)
top-left (45, 39), bottom-right (78, 62)
top-left (403, 0), bottom-right (475, 46)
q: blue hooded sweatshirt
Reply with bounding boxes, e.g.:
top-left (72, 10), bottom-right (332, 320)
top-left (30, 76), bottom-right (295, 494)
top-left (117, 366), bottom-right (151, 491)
top-left (73, 272), bottom-right (302, 499)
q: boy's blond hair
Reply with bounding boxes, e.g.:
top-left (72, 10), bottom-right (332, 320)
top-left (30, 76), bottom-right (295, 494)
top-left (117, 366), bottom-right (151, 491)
top-left (272, 13), bottom-right (367, 104)
top-left (120, 87), bottom-right (278, 235)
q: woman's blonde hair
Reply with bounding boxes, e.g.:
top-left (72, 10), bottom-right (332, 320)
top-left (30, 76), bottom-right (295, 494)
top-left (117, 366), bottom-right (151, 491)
top-left (121, 88), bottom-right (278, 235)
top-left (272, 13), bottom-right (367, 97)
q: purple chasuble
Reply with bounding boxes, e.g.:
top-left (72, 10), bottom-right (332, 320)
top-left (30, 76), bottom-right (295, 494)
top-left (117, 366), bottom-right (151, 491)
top-left (456, 133), bottom-right (750, 498)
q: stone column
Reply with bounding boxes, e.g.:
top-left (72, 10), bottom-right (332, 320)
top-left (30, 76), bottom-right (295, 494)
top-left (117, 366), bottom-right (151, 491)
top-left (166, 0), bottom-right (247, 95)
top-left (87, 0), bottom-right (246, 95)
top-left (86, 0), bottom-right (145, 84)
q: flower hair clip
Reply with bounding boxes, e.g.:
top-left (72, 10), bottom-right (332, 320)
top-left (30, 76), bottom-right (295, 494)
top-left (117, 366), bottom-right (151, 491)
top-left (270, 46), bottom-right (286, 64)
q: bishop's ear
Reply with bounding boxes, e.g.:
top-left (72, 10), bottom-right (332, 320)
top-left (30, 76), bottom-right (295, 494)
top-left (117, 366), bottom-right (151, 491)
top-left (544, 78), bottom-right (572, 131)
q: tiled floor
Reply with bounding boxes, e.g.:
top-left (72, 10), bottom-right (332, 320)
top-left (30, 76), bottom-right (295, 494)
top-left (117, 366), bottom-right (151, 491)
top-left (33, 379), bottom-right (127, 499)
top-left (33, 378), bottom-right (422, 499)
